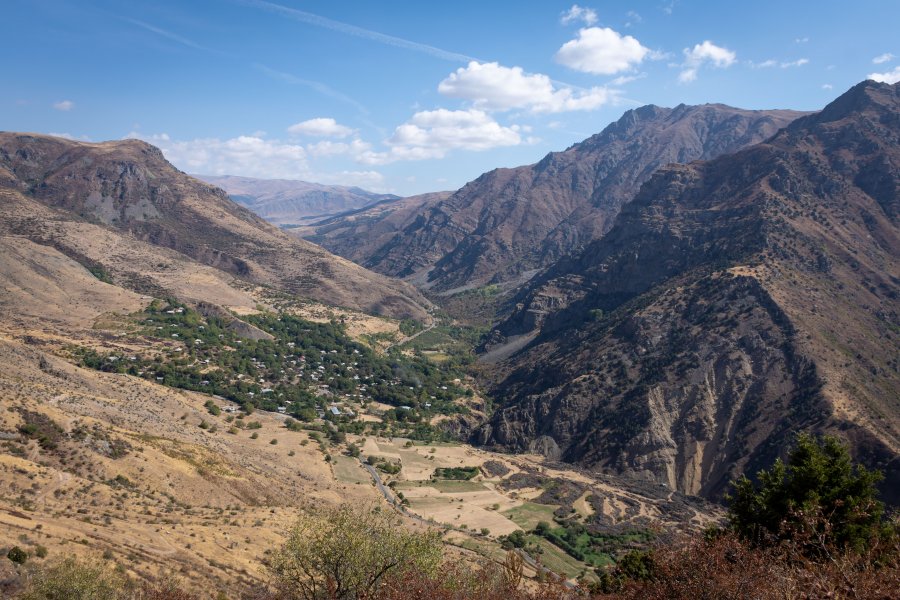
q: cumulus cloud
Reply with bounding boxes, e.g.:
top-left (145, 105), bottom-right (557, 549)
top-left (555, 27), bottom-right (650, 75)
top-left (873, 53), bottom-right (894, 64)
top-left (679, 41), bottom-right (736, 83)
top-left (438, 61), bottom-right (616, 113)
top-left (127, 132), bottom-right (312, 179)
top-left (53, 100), bottom-right (74, 111)
top-left (287, 117), bottom-right (354, 138)
top-left (560, 4), bottom-right (598, 26)
top-left (359, 109), bottom-right (523, 165)
top-left (868, 65), bottom-right (900, 84)
top-left (125, 131), bottom-right (390, 188)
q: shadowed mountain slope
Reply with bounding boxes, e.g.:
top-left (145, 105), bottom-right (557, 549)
top-left (477, 81), bottom-right (900, 502)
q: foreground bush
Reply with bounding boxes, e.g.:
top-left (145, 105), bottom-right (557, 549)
top-left (268, 504), bottom-right (442, 600)
top-left (597, 529), bottom-right (899, 599)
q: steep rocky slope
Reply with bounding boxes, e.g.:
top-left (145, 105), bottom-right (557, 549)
top-left (307, 105), bottom-right (804, 293)
top-left (0, 133), bottom-right (428, 319)
top-left (478, 81), bottom-right (900, 501)
top-left (196, 174), bottom-right (398, 226)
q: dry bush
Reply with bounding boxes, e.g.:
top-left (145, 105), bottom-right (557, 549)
top-left (602, 528), bottom-right (900, 600)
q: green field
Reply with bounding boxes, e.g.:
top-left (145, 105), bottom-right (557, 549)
top-left (502, 502), bottom-right (558, 530)
top-left (429, 480), bottom-right (488, 493)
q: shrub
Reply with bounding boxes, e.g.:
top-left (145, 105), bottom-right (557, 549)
top-left (269, 505), bottom-right (442, 599)
top-left (7, 545), bottom-right (27, 564)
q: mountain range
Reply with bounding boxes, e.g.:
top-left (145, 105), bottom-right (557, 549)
top-left (195, 174), bottom-right (399, 226)
top-left (302, 104), bottom-right (806, 294)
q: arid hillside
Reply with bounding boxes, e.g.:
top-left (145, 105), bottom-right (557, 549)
top-left (0, 133), bottom-right (429, 320)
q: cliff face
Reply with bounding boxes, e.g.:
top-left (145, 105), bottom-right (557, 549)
top-left (479, 81), bottom-right (900, 501)
top-left (306, 105), bottom-right (804, 293)
top-left (0, 133), bottom-right (429, 319)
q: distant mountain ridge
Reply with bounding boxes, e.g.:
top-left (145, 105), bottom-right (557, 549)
top-left (303, 103), bottom-right (807, 293)
top-left (195, 174), bottom-right (399, 226)
top-left (0, 133), bottom-right (429, 319)
top-left (477, 81), bottom-right (900, 502)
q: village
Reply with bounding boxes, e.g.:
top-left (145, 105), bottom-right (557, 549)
top-left (78, 299), bottom-right (475, 442)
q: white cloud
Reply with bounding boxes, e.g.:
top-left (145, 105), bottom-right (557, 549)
top-left (437, 61), bottom-right (616, 113)
top-left (781, 58), bottom-right (809, 68)
top-left (305, 138), bottom-right (372, 158)
top-left (560, 5), bottom-right (598, 26)
top-left (287, 117), bottom-right (354, 138)
top-left (751, 59), bottom-right (778, 69)
top-left (873, 53), bottom-right (895, 64)
top-left (751, 58), bottom-right (808, 69)
top-left (795, 37), bottom-right (809, 44)
top-left (359, 109), bottom-right (522, 165)
top-left (126, 131), bottom-right (388, 188)
top-left (868, 65), bottom-right (900, 84)
top-left (128, 132), bottom-right (312, 179)
top-left (611, 73), bottom-right (646, 85)
top-left (53, 100), bottom-right (74, 111)
top-left (624, 10), bottom-right (642, 27)
top-left (679, 41), bottom-right (736, 83)
top-left (822, 84), bottom-right (833, 90)
top-left (555, 27), bottom-right (650, 75)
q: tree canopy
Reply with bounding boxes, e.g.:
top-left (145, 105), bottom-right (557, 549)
top-left (727, 433), bottom-right (886, 551)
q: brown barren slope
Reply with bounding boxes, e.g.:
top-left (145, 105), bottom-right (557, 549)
top-left (0, 132), bottom-right (429, 320)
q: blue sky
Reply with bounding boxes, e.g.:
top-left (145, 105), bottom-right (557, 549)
top-left (3, 0), bottom-right (899, 195)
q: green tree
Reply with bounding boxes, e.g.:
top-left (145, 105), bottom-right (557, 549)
top-left (269, 504), bottom-right (442, 599)
top-left (727, 433), bottom-right (885, 551)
